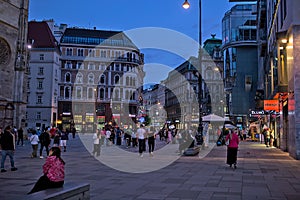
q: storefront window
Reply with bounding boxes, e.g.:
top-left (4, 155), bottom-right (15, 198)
top-left (86, 115), bottom-right (94, 122)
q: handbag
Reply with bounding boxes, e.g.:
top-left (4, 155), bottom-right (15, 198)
top-left (225, 139), bottom-right (230, 146)
top-left (225, 133), bottom-right (232, 146)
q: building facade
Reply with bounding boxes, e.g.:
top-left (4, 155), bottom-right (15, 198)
top-left (143, 83), bottom-right (167, 130)
top-left (26, 21), bottom-right (61, 130)
top-left (258, 0), bottom-right (300, 159)
top-left (164, 35), bottom-right (224, 131)
top-left (58, 28), bottom-right (144, 132)
top-left (222, 3), bottom-right (258, 129)
top-left (0, 0), bottom-right (29, 129)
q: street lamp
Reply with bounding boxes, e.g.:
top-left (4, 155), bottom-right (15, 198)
top-left (182, 0), bottom-right (203, 145)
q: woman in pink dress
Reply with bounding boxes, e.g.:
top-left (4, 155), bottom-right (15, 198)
top-left (225, 129), bottom-right (239, 169)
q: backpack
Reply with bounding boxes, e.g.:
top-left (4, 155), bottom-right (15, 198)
top-left (39, 132), bottom-right (50, 144)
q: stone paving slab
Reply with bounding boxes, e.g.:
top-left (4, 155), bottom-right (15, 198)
top-left (0, 134), bottom-right (300, 199)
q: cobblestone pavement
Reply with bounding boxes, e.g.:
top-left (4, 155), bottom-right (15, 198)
top-left (0, 134), bottom-right (300, 200)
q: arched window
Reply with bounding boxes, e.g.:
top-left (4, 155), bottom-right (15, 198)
top-left (76, 86), bottom-right (82, 99)
top-left (100, 74), bottom-right (105, 84)
top-left (75, 73), bottom-right (83, 84)
top-left (65, 73), bottom-right (71, 83)
top-left (114, 75), bottom-right (120, 85)
top-left (65, 87), bottom-right (70, 98)
top-left (88, 73), bottom-right (94, 84)
top-left (205, 69), bottom-right (212, 80)
top-left (100, 88), bottom-right (105, 99)
top-left (114, 89), bottom-right (120, 100)
top-left (132, 78), bottom-right (136, 86)
top-left (130, 77), bottom-right (133, 86)
top-left (125, 90), bottom-right (129, 99)
top-left (126, 76), bottom-right (129, 86)
top-left (132, 91), bottom-right (136, 100)
top-left (88, 87), bottom-right (94, 99)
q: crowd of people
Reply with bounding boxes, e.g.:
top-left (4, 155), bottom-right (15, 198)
top-left (0, 125), bottom-right (72, 194)
top-left (90, 124), bottom-right (202, 158)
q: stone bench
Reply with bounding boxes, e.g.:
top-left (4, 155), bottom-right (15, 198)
top-left (26, 182), bottom-right (90, 200)
top-left (183, 146), bottom-right (201, 156)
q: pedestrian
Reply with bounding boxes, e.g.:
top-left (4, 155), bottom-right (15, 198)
top-left (100, 127), bottom-right (106, 146)
top-left (147, 126), bottom-right (156, 156)
top-left (60, 128), bottom-right (69, 152)
top-left (242, 128), bottom-right (247, 140)
top-left (39, 128), bottom-right (51, 158)
top-left (270, 128), bottom-right (275, 147)
top-left (53, 130), bottom-right (61, 147)
top-left (28, 147), bottom-right (65, 194)
top-left (92, 130), bottom-right (101, 157)
top-left (137, 124), bottom-right (146, 157)
top-left (225, 129), bottom-right (239, 169)
top-left (17, 127), bottom-right (24, 146)
top-left (29, 130), bottom-right (39, 158)
top-left (115, 127), bottom-right (122, 146)
top-left (71, 126), bottom-right (76, 139)
top-left (265, 128), bottom-right (271, 147)
top-left (131, 128), bottom-right (137, 147)
top-left (124, 127), bottom-right (132, 148)
top-left (110, 128), bottom-right (115, 145)
top-left (105, 128), bottom-right (111, 146)
top-left (0, 126), bottom-right (18, 172)
top-left (49, 126), bottom-right (56, 139)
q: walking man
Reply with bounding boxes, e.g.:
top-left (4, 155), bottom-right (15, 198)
top-left (137, 124), bottom-right (146, 157)
top-left (0, 126), bottom-right (18, 172)
top-left (17, 127), bottom-right (24, 146)
top-left (39, 128), bottom-right (51, 158)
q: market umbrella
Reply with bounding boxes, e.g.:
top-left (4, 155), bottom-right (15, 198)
top-left (202, 114), bottom-right (225, 122)
top-left (224, 124), bottom-right (236, 129)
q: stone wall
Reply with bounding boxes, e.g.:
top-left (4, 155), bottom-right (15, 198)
top-left (0, 0), bottom-right (28, 128)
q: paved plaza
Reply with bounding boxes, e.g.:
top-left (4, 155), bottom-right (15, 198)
top-left (0, 134), bottom-right (300, 200)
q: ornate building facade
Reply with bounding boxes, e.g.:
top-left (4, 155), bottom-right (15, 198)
top-left (58, 28), bottom-right (144, 132)
top-left (0, 0), bottom-right (28, 129)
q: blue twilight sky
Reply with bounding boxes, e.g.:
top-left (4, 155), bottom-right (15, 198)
top-left (28, 0), bottom-right (241, 85)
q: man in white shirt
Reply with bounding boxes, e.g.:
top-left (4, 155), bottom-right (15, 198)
top-left (136, 124), bottom-right (146, 157)
top-left (105, 128), bottom-right (111, 146)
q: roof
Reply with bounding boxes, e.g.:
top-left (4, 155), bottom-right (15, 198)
top-left (203, 34), bottom-right (222, 56)
top-left (28, 21), bottom-right (58, 48)
top-left (60, 28), bottom-right (137, 48)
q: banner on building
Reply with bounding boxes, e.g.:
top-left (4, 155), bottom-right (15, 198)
top-left (264, 100), bottom-right (279, 112)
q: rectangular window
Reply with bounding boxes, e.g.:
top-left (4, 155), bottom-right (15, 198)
top-left (115, 64), bottom-right (120, 71)
top-left (88, 63), bottom-right (95, 70)
top-left (27, 66), bottom-right (31, 74)
top-left (88, 49), bottom-right (95, 57)
top-left (36, 112), bottom-right (41, 120)
top-left (27, 79), bottom-right (30, 89)
top-left (39, 54), bottom-right (44, 60)
top-left (37, 80), bottom-right (43, 89)
top-left (38, 67), bottom-right (44, 75)
top-left (65, 61), bottom-right (72, 69)
top-left (77, 48), bottom-right (84, 56)
top-left (37, 95), bottom-right (42, 104)
top-left (74, 115), bottom-right (82, 123)
top-left (66, 48), bottom-right (73, 56)
top-left (85, 115), bottom-right (94, 123)
top-left (100, 50), bottom-right (106, 58)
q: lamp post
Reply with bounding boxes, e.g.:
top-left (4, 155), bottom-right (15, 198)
top-left (183, 0), bottom-right (203, 145)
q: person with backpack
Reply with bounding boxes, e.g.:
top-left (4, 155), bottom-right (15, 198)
top-left (39, 128), bottom-right (51, 158)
